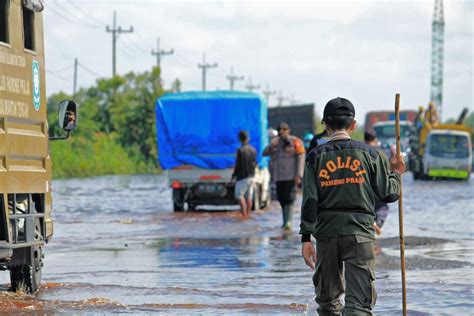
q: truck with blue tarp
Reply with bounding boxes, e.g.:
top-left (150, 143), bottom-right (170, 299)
top-left (155, 91), bottom-right (271, 211)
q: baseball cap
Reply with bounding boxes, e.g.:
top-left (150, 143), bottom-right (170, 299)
top-left (323, 97), bottom-right (355, 120)
top-left (278, 122), bottom-right (290, 130)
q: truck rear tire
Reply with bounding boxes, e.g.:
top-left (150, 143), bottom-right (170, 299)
top-left (10, 246), bottom-right (42, 293)
top-left (252, 185), bottom-right (261, 211)
top-left (173, 189), bottom-right (184, 212)
top-left (262, 188), bottom-right (271, 209)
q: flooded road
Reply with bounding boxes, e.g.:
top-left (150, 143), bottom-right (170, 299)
top-left (1, 174), bottom-right (473, 314)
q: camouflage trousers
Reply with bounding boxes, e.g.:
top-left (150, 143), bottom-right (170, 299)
top-left (313, 235), bottom-right (377, 316)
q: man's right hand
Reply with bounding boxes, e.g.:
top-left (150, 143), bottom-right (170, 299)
top-left (302, 242), bottom-right (317, 270)
top-left (390, 155), bottom-right (406, 175)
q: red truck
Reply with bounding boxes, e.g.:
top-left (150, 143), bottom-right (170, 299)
top-left (364, 110), bottom-right (418, 132)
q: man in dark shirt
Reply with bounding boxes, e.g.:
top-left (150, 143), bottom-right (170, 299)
top-left (233, 131), bottom-right (257, 218)
top-left (300, 97), bottom-right (406, 315)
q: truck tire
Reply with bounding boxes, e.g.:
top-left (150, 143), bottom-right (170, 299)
top-left (10, 196), bottom-right (44, 293)
top-left (262, 188), bottom-right (271, 209)
top-left (10, 246), bottom-right (42, 293)
top-left (173, 189), bottom-right (184, 212)
top-left (413, 171), bottom-right (421, 180)
top-left (252, 185), bottom-right (261, 211)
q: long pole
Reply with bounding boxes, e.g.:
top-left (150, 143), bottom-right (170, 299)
top-left (151, 37), bottom-right (174, 68)
top-left (106, 10), bottom-right (134, 77)
top-left (395, 93), bottom-right (407, 315)
top-left (73, 57), bottom-right (78, 97)
top-left (198, 53), bottom-right (218, 91)
top-left (112, 11), bottom-right (117, 76)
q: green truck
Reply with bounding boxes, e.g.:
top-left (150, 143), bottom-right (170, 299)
top-left (409, 108), bottom-right (472, 180)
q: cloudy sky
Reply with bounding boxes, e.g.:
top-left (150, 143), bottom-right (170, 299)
top-left (43, 0), bottom-right (472, 122)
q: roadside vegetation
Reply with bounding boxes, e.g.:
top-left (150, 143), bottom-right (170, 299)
top-left (48, 66), bottom-right (473, 179)
top-left (47, 67), bottom-right (181, 178)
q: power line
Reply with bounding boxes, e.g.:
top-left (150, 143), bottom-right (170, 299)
top-left (47, 0), bottom-right (102, 29)
top-left (106, 10), bottom-right (134, 77)
top-left (197, 53), bottom-right (218, 91)
top-left (68, 0), bottom-right (104, 26)
top-left (126, 33), bottom-right (150, 54)
top-left (78, 62), bottom-right (103, 78)
top-left (48, 64), bottom-right (73, 73)
top-left (46, 70), bottom-right (69, 81)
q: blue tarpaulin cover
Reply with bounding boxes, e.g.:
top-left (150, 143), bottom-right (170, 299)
top-left (156, 91), bottom-right (269, 170)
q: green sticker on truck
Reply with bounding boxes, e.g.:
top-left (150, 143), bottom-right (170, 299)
top-left (32, 60), bottom-right (41, 111)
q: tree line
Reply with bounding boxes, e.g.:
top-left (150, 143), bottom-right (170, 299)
top-left (47, 66), bottom-right (181, 178)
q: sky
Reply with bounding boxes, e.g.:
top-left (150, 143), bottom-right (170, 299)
top-left (43, 0), bottom-right (473, 123)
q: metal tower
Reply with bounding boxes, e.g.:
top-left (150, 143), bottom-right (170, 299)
top-left (430, 0), bottom-right (445, 120)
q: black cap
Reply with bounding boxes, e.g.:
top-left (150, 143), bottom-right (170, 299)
top-left (323, 97), bottom-right (355, 120)
top-left (278, 122), bottom-right (290, 130)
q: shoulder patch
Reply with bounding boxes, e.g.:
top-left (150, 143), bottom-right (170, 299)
top-left (293, 137), bottom-right (305, 155)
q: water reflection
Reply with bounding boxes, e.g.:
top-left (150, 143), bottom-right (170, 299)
top-left (0, 174), bottom-right (472, 314)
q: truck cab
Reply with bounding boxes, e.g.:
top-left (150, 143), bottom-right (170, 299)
top-left (0, 0), bottom-right (77, 293)
top-left (409, 106), bottom-right (472, 181)
top-left (373, 120), bottom-right (412, 161)
top-left (423, 130), bottom-right (472, 180)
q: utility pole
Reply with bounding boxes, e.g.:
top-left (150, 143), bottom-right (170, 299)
top-left (226, 66), bottom-right (244, 90)
top-left (262, 83), bottom-right (276, 105)
top-left (106, 10), bottom-right (134, 77)
top-left (245, 77), bottom-right (260, 92)
top-left (276, 90), bottom-right (286, 106)
top-left (430, 0), bottom-right (445, 120)
top-left (289, 94), bottom-right (299, 105)
top-left (73, 57), bottom-right (78, 97)
top-left (197, 53), bottom-right (218, 91)
top-left (151, 37), bottom-right (174, 69)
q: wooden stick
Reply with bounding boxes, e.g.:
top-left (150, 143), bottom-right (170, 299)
top-left (395, 93), bottom-right (407, 315)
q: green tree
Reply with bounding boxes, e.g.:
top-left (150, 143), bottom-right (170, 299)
top-left (47, 67), bottom-right (169, 178)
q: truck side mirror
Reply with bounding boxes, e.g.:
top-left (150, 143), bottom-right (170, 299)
top-left (58, 100), bottom-right (78, 132)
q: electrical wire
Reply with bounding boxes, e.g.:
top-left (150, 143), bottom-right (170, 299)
top-left (53, 0), bottom-right (102, 28)
top-left (45, 2), bottom-right (102, 29)
top-left (78, 62), bottom-right (103, 78)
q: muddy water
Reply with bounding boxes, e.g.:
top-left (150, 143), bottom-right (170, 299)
top-left (0, 174), bottom-right (473, 314)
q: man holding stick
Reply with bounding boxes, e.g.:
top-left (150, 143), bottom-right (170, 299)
top-left (300, 97), bottom-right (406, 315)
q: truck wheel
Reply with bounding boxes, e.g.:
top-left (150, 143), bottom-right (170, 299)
top-left (10, 197), bottom-right (44, 293)
top-left (252, 185), bottom-right (261, 211)
top-left (413, 171), bottom-right (421, 180)
top-left (262, 188), bottom-right (271, 208)
top-left (172, 189), bottom-right (184, 212)
top-left (10, 246), bottom-right (42, 293)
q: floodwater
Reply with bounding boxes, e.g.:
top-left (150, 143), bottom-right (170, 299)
top-left (1, 174), bottom-right (473, 315)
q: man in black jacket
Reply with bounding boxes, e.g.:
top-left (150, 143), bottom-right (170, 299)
top-left (300, 97), bottom-right (406, 315)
